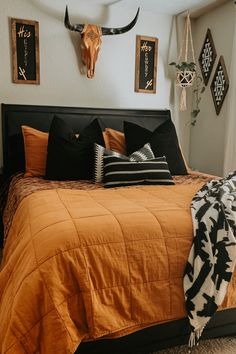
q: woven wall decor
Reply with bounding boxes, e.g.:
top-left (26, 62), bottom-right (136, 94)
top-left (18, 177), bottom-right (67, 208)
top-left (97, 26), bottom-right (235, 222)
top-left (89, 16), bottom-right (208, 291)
top-left (199, 29), bottom-right (217, 86)
top-left (210, 55), bottom-right (229, 115)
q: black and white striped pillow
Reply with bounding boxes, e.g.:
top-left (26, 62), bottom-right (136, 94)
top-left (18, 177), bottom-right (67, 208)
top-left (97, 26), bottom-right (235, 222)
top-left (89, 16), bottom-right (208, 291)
top-left (94, 143), bottom-right (155, 183)
top-left (94, 144), bottom-right (128, 183)
top-left (129, 143), bottom-right (155, 161)
top-left (103, 155), bottom-right (174, 188)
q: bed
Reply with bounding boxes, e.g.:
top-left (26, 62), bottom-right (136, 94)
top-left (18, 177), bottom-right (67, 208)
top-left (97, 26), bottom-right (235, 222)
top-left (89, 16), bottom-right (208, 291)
top-left (0, 103), bottom-right (236, 354)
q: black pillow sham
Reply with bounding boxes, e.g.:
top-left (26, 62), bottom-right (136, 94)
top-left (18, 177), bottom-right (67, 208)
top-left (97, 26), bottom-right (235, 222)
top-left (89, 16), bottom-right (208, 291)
top-left (124, 119), bottom-right (188, 175)
top-left (103, 155), bottom-right (174, 188)
top-left (45, 116), bottom-right (105, 180)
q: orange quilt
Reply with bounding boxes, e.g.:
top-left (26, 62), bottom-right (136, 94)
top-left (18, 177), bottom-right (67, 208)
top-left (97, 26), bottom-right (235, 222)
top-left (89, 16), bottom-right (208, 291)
top-left (1, 181), bottom-right (236, 353)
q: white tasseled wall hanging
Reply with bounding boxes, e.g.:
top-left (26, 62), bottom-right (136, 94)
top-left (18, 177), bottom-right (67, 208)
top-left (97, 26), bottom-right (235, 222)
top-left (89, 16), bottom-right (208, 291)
top-left (176, 12), bottom-right (196, 111)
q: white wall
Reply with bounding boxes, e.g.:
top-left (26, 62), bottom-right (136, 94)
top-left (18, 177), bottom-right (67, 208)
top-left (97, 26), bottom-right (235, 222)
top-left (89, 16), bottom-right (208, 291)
top-left (189, 1), bottom-right (235, 176)
top-left (0, 0), bottom-right (176, 167)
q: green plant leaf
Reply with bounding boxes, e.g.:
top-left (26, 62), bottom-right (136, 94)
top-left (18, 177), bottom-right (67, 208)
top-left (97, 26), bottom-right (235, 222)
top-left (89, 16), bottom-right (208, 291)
top-left (191, 109), bottom-right (200, 118)
top-left (190, 70), bottom-right (206, 126)
top-left (169, 61), bottom-right (197, 72)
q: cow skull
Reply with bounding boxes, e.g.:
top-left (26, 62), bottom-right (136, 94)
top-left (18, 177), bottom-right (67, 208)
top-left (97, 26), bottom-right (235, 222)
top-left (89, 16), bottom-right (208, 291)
top-left (64, 6), bottom-right (140, 78)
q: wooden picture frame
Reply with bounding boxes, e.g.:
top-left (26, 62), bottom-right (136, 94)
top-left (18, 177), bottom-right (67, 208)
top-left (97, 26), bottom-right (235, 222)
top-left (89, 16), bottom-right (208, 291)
top-left (11, 18), bottom-right (40, 84)
top-left (198, 28), bottom-right (217, 86)
top-left (135, 35), bottom-right (158, 94)
top-left (210, 55), bottom-right (229, 115)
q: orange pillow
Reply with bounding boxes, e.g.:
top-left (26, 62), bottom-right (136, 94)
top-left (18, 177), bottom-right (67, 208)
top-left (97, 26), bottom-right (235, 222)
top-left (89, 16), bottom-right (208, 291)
top-left (22, 126), bottom-right (48, 177)
top-left (103, 130), bottom-right (110, 149)
top-left (105, 128), bottom-right (126, 155)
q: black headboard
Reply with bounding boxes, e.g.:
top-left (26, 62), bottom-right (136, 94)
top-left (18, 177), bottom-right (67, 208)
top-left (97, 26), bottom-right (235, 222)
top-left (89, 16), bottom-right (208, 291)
top-left (1, 104), bottom-right (171, 176)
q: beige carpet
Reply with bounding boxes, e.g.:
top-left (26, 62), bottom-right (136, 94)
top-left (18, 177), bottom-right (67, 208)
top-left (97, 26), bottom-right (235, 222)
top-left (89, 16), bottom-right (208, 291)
top-left (152, 336), bottom-right (236, 353)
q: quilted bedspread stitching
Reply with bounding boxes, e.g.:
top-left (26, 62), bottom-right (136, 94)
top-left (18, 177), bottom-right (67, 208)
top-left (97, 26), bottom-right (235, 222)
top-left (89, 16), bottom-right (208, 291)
top-left (3, 177), bottom-right (234, 354)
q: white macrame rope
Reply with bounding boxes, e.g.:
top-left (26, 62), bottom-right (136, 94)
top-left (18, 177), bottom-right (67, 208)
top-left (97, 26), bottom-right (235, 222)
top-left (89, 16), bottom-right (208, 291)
top-left (177, 15), bottom-right (188, 63)
top-left (188, 13), bottom-right (195, 63)
top-left (185, 16), bottom-right (189, 61)
top-left (176, 12), bottom-right (196, 111)
top-left (177, 12), bottom-right (195, 64)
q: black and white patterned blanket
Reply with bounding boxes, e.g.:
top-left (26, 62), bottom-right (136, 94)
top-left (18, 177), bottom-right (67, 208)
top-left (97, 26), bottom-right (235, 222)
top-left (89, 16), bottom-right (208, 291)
top-left (184, 172), bottom-right (236, 349)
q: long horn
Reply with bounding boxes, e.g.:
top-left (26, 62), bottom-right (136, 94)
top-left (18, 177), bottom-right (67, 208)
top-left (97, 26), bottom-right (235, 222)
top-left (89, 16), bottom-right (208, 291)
top-left (101, 8), bottom-right (140, 35)
top-left (64, 5), bottom-right (84, 33)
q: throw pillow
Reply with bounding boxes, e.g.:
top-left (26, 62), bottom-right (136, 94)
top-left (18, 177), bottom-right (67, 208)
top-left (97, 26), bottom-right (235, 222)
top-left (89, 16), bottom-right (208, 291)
top-left (103, 155), bottom-right (174, 187)
top-left (129, 142), bottom-right (155, 161)
top-left (22, 125), bottom-right (48, 177)
top-left (105, 128), bottom-right (126, 155)
top-left (124, 120), bottom-right (188, 175)
top-left (94, 142), bottom-right (155, 183)
top-left (45, 117), bottom-right (105, 180)
top-left (94, 143), bottom-right (128, 183)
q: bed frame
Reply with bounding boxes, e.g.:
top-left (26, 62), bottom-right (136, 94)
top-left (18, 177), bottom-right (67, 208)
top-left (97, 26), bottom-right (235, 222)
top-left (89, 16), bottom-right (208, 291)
top-left (1, 103), bottom-right (236, 353)
top-left (1, 104), bottom-right (169, 176)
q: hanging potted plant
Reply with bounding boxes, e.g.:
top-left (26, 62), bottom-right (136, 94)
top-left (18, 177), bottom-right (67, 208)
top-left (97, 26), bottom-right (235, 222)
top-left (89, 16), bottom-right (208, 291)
top-left (169, 61), bottom-right (196, 86)
top-left (169, 13), bottom-right (196, 111)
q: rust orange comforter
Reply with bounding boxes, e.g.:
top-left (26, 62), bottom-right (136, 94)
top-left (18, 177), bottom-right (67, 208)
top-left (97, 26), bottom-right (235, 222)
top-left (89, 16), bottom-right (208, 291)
top-left (1, 176), bottom-right (236, 353)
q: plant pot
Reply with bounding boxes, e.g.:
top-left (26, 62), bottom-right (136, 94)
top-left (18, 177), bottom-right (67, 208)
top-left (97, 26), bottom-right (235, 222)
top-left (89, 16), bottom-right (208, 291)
top-left (176, 70), bottom-right (196, 88)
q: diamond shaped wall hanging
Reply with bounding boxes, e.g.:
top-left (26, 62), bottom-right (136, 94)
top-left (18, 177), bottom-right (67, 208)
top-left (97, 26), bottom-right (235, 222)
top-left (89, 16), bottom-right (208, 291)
top-left (210, 55), bottom-right (229, 115)
top-left (199, 28), bottom-right (217, 85)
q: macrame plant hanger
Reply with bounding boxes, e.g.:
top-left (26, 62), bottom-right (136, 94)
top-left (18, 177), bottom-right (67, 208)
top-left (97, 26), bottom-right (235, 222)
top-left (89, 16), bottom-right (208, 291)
top-left (176, 12), bottom-right (196, 111)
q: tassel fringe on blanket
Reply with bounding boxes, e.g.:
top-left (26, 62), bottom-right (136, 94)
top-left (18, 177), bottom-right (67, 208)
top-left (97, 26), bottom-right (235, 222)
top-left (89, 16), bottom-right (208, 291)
top-left (184, 171), bottom-right (236, 352)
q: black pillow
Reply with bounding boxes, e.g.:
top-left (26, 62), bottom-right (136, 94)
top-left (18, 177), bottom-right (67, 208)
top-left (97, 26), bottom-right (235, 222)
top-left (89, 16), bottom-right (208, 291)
top-left (45, 117), bottom-right (105, 180)
top-left (124, 120), bottom-right (187, 175)
top-left (103, 155), bottom-right (174, 188)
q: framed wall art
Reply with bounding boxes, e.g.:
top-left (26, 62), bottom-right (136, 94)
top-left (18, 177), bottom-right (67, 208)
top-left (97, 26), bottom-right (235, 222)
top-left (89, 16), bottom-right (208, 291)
top-left (135, 35), bottom-right (158, 94)
top-left (198, 28), bottom-right (217, 86)
top-left (210, 55), bottom-right (229, 115)
top-left (11, 18), bottom-right (40, 84)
